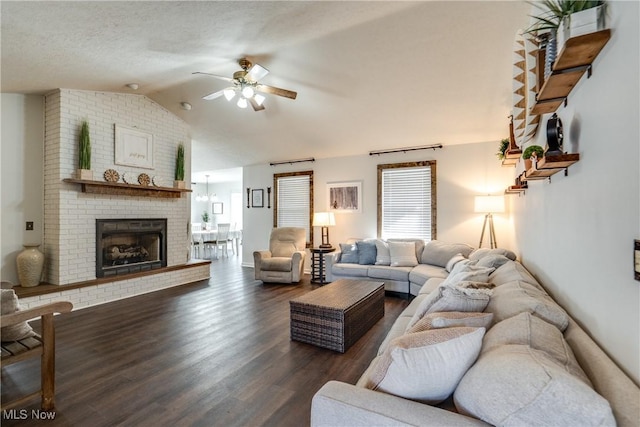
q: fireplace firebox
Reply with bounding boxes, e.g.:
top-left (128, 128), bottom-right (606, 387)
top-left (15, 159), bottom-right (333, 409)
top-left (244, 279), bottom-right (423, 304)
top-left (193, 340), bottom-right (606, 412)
top-left (96, 219), bottom-right (167, 278)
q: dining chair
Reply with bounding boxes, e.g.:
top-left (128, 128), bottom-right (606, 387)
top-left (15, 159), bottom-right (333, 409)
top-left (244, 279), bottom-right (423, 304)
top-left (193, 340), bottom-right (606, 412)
top-left (190, 224), bottom-right (203, 258)
top-left (213, 223), bottom-right (231, 259)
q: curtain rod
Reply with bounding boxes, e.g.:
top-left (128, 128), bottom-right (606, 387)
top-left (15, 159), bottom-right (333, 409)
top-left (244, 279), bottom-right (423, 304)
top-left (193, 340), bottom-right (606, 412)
top-left (269, 157), bottom-right (315, 166)
top-left (369, 144), bottom-right (443, 156)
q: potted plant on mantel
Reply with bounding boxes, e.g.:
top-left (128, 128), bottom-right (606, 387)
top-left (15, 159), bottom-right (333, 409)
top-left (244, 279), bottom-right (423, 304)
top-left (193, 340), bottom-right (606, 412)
top-left (522, 145), bottom-right (545, 171)
top-left (77, 120), bottom-right (92, 180)
top-left (174, 143), bottom-right (185, 189)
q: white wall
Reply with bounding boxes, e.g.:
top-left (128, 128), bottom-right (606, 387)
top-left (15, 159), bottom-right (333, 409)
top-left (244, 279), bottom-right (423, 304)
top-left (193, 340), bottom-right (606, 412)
top-left (513, 1), bottom-right (639, 382)
top-left (190, 180), bottom-right (243, 226)
top-left (241, 140), bottom-right (515, 266)
top-left (1, 94), bottom-right (45, 284)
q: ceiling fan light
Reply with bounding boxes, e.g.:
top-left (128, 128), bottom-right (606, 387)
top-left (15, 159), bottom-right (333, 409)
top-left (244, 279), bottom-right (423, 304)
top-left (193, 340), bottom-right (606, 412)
top-left (223, 88), bottom-right (236, 101)
top-left (237, 98), bottom-right (248, 109)
top-left (254, 94), bottom-right (265, 106)
top-left (241, 86), bottom-right (254, 98)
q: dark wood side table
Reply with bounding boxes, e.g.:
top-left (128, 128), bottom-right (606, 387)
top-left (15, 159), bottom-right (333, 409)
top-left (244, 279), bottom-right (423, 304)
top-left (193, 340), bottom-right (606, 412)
top-left (310, 247), bottom-right (336, 285)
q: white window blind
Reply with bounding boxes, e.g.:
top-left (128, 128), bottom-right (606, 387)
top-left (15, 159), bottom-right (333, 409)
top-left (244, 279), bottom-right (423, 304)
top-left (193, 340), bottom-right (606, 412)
top-left (381, 165), bottom-right (432, 240)
top-left (276, 174), bottom-right (311, 241)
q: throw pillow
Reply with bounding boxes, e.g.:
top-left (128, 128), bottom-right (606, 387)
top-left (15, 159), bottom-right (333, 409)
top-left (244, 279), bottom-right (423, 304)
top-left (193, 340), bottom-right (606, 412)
top-left (408, 284), bottom-right (492, 329)
top-left (421, 240), bottom-right (474, 267)
top-left (445, 253), bottom-right (468, 273)
top-left (454, 345), bottom-right (615, 426)
top-left (483, 312), bottom-right (591, 385)
top-left (486, 280), bottom-right (569, 331)
top-left (1, 289), bottom-right (36, 342)
top-left (339, 243), bottom-right (359, 264)
top-left (364, 327), bottom-right (485, 404)
top-left (469, 248), bottom-right (517, 262)
top-left (388, 241), bottom-right (418, 267)
top-left (356, 240), bottom-right (377, 265)
top-left (439, 264), bottom-right (495, 288)
top-left (407, 311), bottom-right (494, 334)
top-left (374, 239), bottom-right (391, 265)
top-left (476, 254), bottom-right (511, 270)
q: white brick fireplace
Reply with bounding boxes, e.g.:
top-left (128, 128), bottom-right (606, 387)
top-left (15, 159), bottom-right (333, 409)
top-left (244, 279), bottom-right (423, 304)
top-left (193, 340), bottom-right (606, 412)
top-left (22, 88), bottom-right (210, 309)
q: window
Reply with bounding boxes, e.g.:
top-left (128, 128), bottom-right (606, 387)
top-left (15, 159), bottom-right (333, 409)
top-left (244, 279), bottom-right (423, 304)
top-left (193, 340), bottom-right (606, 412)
top-left (377, 161), bottom-right (436, 240)
top-left (273, 171), bottom-right (313, 246)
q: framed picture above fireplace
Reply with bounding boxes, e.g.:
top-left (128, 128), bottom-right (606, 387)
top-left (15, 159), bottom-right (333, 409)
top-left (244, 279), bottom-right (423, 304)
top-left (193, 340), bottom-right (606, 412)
top-left (115, 124), bottom-right (154, 169)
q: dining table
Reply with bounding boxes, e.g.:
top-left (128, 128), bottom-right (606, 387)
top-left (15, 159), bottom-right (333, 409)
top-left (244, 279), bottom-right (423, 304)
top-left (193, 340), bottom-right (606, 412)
top-left (192, 228), bottom-right (242, 256)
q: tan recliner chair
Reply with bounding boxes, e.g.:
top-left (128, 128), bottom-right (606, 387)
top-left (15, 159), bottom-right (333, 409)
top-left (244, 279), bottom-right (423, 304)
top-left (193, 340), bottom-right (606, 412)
top-left (254, 227), bottom-right (307, 283)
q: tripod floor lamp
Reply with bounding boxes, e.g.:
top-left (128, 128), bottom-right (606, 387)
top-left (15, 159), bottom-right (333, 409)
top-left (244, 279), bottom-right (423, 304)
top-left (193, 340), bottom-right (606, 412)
top-left (474, 195), bottom-right (504, 249)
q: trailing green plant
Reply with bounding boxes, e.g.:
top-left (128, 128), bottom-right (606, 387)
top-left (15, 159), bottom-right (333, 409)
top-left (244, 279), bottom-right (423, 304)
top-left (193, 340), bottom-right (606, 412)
top-left (497, 138), bottom-right (510, 160)
top-left (525, 0), bottom-right (605, 34)
top-left (201, 210), bottom-right (209, 223)
top-left (522, 145), bottom-right (544, 160)
top-left (175, 143), bottom-right (185, 181)
top-left (79, 120), bottom-right (91, 170)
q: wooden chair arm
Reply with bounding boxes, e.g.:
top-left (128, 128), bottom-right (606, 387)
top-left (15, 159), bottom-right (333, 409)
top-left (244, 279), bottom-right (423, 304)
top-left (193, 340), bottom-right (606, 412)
top-left (1, 301), bottom-right (73, 326)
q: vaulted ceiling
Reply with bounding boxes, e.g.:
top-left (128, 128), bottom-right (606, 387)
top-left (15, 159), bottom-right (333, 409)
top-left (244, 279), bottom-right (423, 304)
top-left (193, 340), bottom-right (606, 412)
top-left (1, 1), bottom-right (530, 179)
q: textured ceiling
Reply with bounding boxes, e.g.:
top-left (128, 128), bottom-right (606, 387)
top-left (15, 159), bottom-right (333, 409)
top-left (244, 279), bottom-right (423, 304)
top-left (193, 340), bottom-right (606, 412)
top-left (1, 1), bottom-right (530, 179)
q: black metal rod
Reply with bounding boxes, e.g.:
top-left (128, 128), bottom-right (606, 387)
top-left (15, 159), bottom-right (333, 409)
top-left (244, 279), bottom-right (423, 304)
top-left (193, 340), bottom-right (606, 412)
top-left (369, 144), bottom-right (443, 156)
top-left (269, 158), bottom-right (315, 166)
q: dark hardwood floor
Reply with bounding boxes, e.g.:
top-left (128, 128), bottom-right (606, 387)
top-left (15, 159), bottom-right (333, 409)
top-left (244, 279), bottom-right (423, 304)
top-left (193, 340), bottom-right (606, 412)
top-left (2, 255), bottom-right (409, 426)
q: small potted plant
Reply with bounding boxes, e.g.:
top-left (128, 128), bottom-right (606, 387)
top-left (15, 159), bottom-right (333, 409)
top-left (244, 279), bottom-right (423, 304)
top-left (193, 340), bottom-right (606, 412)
top-left (201, 211), bottom-right (209, 230)
top-left (522, 145), bottom-right (544, 170)
top-left (497, 138), bottom-right (510, 160)
top-left (174, 143), bottom-right (185, 189)
top-left (78, 120), bottom-right (92, 180)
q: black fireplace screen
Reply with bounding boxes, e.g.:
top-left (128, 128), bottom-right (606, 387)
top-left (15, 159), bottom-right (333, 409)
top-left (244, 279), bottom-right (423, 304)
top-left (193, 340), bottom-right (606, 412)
top-left (96, 219), bottom-right (167, 278)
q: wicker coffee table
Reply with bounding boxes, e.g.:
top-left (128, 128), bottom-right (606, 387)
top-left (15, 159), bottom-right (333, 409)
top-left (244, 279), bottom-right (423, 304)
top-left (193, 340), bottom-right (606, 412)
top-left (289, 279), bottom-right (385, 353)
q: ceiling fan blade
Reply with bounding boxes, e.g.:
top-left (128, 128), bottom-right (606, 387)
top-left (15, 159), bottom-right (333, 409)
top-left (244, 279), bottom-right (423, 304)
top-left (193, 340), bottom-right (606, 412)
top-left (249, 98), bottom-right (266, 112)
top-left (245, 63), bottom-right (269, 82)
top-left (192, 71), bottom-right (235, 83)
top-left (256, 84), bottom-right (297, 100)
top-left (202, 89), bottom-right (225, 101)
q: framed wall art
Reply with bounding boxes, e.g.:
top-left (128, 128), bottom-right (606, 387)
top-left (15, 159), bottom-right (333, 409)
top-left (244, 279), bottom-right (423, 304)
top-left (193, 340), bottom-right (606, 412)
top-left (252, 189), bottom-right (264, 208)
top-left (212, 202), bottom-right (223, 214)
top-left (634, 239), bottom-right (640, 281)
top-left (328, 181), bottom-right (362, 213)
top-left (115, 124), bottom-right (154, 169)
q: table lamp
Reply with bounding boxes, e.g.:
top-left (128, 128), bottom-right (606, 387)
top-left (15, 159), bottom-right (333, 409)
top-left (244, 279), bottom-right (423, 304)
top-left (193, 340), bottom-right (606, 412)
top-left (474, 195), bottom-right (504, 249)
top-left (313, 212), bottom-right (336, 249)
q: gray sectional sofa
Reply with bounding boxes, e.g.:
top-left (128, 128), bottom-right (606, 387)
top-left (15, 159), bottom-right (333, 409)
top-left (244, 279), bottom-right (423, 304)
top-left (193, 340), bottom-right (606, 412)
top-left (312, 240), bottom-right (640, 426)
top-left (326, 239), bottom-right (478, 296)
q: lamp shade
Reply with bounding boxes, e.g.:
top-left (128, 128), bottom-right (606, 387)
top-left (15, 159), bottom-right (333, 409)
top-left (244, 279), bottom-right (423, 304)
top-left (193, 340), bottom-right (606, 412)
top-left (312, 212), bottom-right (336, 227)
top-left (474, 195), bottom-right (505, 213)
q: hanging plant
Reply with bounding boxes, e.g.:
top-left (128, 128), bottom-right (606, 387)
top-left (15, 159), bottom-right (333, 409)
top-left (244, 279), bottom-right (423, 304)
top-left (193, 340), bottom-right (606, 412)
top-left (79, 120), bottom-right (91, 170)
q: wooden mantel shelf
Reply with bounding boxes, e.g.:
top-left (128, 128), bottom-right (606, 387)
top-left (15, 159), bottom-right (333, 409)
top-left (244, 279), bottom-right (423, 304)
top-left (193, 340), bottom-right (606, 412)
top-left (64, 179), bottom-right (192, 198)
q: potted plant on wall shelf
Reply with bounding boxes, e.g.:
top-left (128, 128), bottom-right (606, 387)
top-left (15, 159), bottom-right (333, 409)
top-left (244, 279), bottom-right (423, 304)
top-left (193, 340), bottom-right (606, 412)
top-left (174, 143), bottom-right (185, 189)
top-left (77, 120), bottom-right (92, 180)
top-left (522, 145), bottom-right (545, 171)
top-left (526, 0), bottom-right (606, 75)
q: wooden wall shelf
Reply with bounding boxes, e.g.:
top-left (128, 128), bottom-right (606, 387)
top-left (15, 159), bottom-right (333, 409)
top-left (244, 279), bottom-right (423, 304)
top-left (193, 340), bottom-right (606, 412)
top-left (532, 29), bottom-right (611, 115)
top-left (522, 153), bottom-right (580, 182)
top-left (63, 179), bottom-right (192, 198)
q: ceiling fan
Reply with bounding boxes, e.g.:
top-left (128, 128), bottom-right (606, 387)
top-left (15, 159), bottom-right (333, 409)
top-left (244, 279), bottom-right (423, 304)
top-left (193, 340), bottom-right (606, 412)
top-left (193, 58), bottom-right (297, 111)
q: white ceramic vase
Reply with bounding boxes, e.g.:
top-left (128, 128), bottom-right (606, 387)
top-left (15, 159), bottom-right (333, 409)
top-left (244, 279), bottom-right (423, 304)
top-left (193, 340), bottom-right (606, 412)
top-left (16, 245), bottom-right (45, 287)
